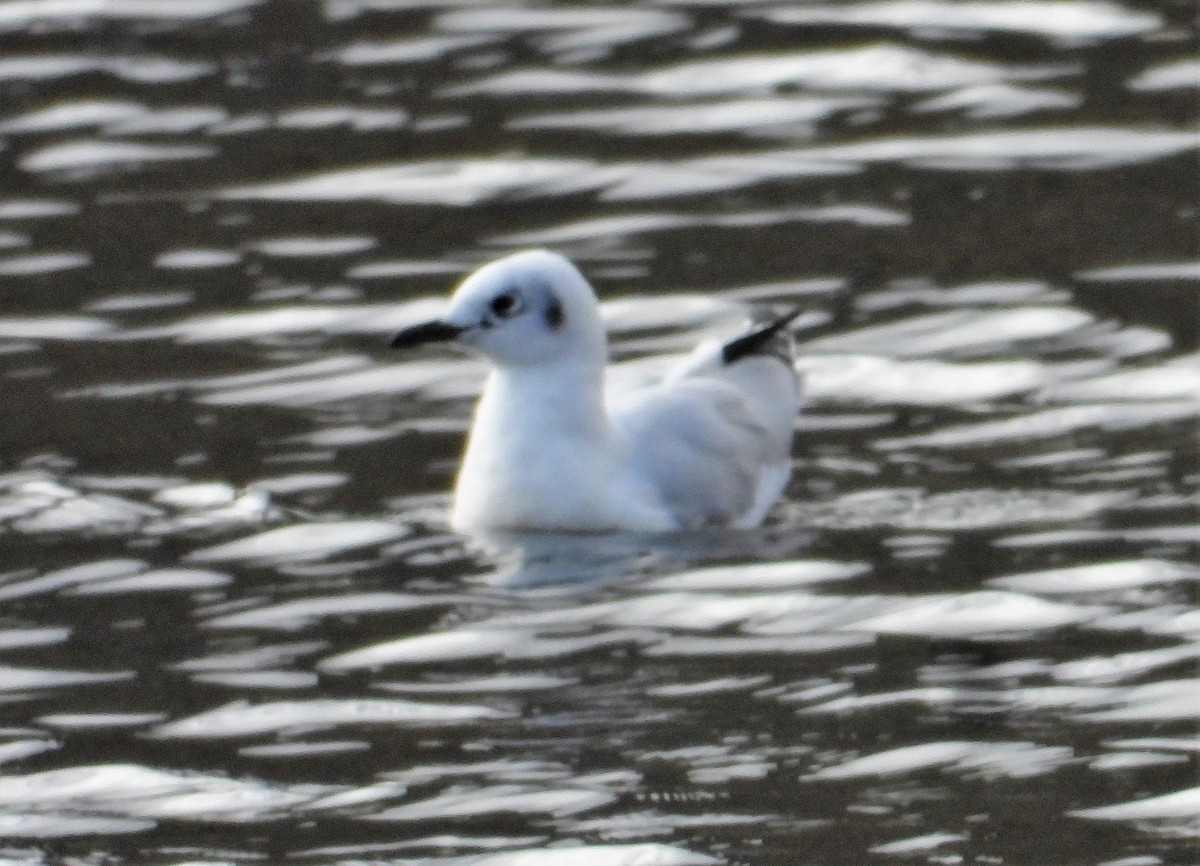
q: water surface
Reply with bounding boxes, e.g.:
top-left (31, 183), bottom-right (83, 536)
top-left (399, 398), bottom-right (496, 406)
top-left (0, 1), bottom-right (1197, 864)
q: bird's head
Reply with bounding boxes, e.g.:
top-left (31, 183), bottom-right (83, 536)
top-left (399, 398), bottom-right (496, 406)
top-left (391, 249), bottom-right (606, 369)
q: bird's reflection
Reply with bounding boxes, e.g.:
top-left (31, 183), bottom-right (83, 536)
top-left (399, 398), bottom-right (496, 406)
top-left (468, 525), bottom-right (816, 590)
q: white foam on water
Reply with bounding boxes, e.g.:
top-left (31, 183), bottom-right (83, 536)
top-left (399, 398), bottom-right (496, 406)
top-left (252, 235), bottom-right (377, 257)
top-left (870, 833), bottom-right (967, 855)
top-left (951, 742), bottom-right (1076, 779)
top-left (1040, 353), bottom-right (1200, 402)
top-left (366, 785), bottom-right (616, 822)
top-left (491, 204), bottom-right (905, 248)
top-left (0, 230), bottom-right (28, 249)
top-left (10, 489), bottom-right (162, 535)
top-left (1105, 737), bottom-right (1200, 753)
top-left (152, 481), bottom-right (237, 509)
top-left (1129, 59), bottom-right (1200, 92)
top-left (491, 213), bottom-right (694, 246)
top-left (795, 355), bottom-right (1049, 406)
top-left (1070, 786), bottom-right (1200, 821)
top-left (85, 289), bottom-right (194, 312)
top-left (0, 762), bottom-right (371, 828)
top-left (0, 54), bottom-right (215, 83)
top-left (154, 248), bottom-right (242, 269)
top-left (600, 294), bottom-right (740, 334)
top-left (1141, 609), bottom-right (1200, 637)
top-left (435, 6), bottom-right (686, 37)
top-left (805, 741), bottom-right (979, 780)
top-left (189, 670), bottom-right (319, 689)
top-left (790, 487), bottom-right (1131, 531)
top-left (588, 591), bottom-right (834, 632)
top-left (198, 360), bottom-right (471, 407)
top-left (451, 843), bottom-right (720, 866)
top-left (36, 712), bottom-right (166, 729)
top-left (250, 472), bottom-right (347, 495)
top-left (452, 44), bottom-right (1070, 100)
top-left (383, 757), bottom-right (571, 787)
top-left (601, 156), bottom-right (859, 201)
top-left (643, 560), bottom-right (869, 591)
top-left (276, 105), bottom-right (408, 131)
top-left (860, 279), bottom-right (1064, 310)
top-left (0, 198), bottom-right (79, 218)
top-left (145, 490), bottom-right (276, 536)
top-left (642, 44), bottom-right (1072, 96)
top-left (642, 633), bottom-right (875, 658)
top-left (169, 640), bottom-right (327, 672)
top-left (648, 675), bottom-right (772, 698)
top-left (221, 158), bottom-right (603, 206)
top-left (105, 105), bottom-right (227, 135)
top-left (1075, 679), bottom-right (1200, 722)
top-left (989, 559), bottom-right (1200, 594)
top-left (0, 666), bottom-right (133, 693)
top-left (794, 127), bottom-right (1200, 171)
top-left (877, 402), bottom-right (1200, 449)
top-left (1089, 751), bottom-right (1188, 771)
top-left (185, 520), bottom-right (409, 564)
top-left (0, 99), bottom-right (148, 134)
top-left (1053, 644), bottom-right (1200, 684)
top-left (0, 739), bottom-right (58, 766)
top-left (1077, 260), bottom-right (1200, 281)
top-left (0, 558), bottom-right (145, 600)
top-left (807, 740), bottom-right (1072, 781)
top-left (0, 814), bottom-right (154, 838)
top-left (0, 252), bottom-right (90, 275)
top-left (321, 629), bottom-right (523, 671)
top-left (189, 357), bottom-right (382, 402)
top-left (203, 592), bottom-right (458, 631)
top-left (0, 315), bottom-right (111, 340)
top-left (65, 568), bottom-right (233, 595)
top-left (0, 0), bottom-right (264, 28)
top-left (242, 740), bottom-right (372, 759)
top-left (511, 96), bottom-right (880, 137)
top-left (101, 55), bottom-right (219, 83)
top-left (0, 627), bottom-right (71, 650)
top-left (913, 83), bottom-right (1080, 119)
top-left (20, 140), bottom-right (216, 173)
top-left (151, 697), bottom-right (508, 739)
top-left (844, 591), bottom-right (1106, 637)
top-left (993, 528), bottom-right (1115, 549)
top-left (327, 34), bottom-right (491, 66)
top-left (377, 673), bottom-right (578, 695)
top-left (759, 1), bottom-right (1161, 44)
top-left (564, 811), bottom-right (760, 839)
top-left (346, 259), bottom-right (465, 279)
top-left (805, 306), bottom-right (1095, 356)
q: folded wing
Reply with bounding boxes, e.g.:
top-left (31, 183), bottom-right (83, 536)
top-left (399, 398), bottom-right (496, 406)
top-left (611, 313), bottom-right (802, 528)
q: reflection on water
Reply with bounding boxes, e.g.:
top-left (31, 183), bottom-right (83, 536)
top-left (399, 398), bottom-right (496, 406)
top-left (0, 0), bottom-right (1197, 864)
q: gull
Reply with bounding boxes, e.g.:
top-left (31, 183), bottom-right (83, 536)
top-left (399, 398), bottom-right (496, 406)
top-left (390, 250), bottom-right (802, 532)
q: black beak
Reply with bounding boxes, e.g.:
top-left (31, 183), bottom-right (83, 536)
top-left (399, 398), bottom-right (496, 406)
top-left (390, 320), bottom-right (465, 349)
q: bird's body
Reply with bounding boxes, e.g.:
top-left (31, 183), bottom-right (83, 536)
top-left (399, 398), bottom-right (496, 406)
top-left (391, 250), bottom-right (802, 533)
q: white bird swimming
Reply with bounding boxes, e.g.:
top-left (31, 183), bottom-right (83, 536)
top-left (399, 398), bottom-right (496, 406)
top-left (390, 250), bottom-right (802, 533)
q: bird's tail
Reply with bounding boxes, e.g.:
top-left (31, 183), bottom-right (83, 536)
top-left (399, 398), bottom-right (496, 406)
top-left (720, 304), bottom-right (805, 366)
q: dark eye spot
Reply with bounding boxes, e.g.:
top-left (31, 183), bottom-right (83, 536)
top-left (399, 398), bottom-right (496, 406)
top-left (545, 297), bottom-right (565, 329)
top-left (490, 292), bottom-right (517, 318)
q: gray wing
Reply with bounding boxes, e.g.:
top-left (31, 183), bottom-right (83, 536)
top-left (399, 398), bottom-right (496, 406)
top-left (610, 351), bottom-right (800, 529)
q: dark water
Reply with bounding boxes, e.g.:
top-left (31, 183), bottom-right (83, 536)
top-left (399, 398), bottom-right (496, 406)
top-left (0, 2), bottom-right (1197, 864)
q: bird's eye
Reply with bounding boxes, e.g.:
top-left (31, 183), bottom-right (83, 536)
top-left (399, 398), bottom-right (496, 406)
top-left (490, 292), bottom-right (518, 318)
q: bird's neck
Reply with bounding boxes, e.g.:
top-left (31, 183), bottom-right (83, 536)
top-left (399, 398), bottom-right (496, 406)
top-left (479, 360), bottom-right (609, 442)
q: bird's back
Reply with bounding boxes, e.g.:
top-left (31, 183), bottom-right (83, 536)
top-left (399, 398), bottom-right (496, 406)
top-left (611, 310), bottom-right (802, 529)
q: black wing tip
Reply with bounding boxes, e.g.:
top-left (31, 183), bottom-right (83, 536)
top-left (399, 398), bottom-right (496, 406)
top-left (720, 304), bottom-right (805, 365)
